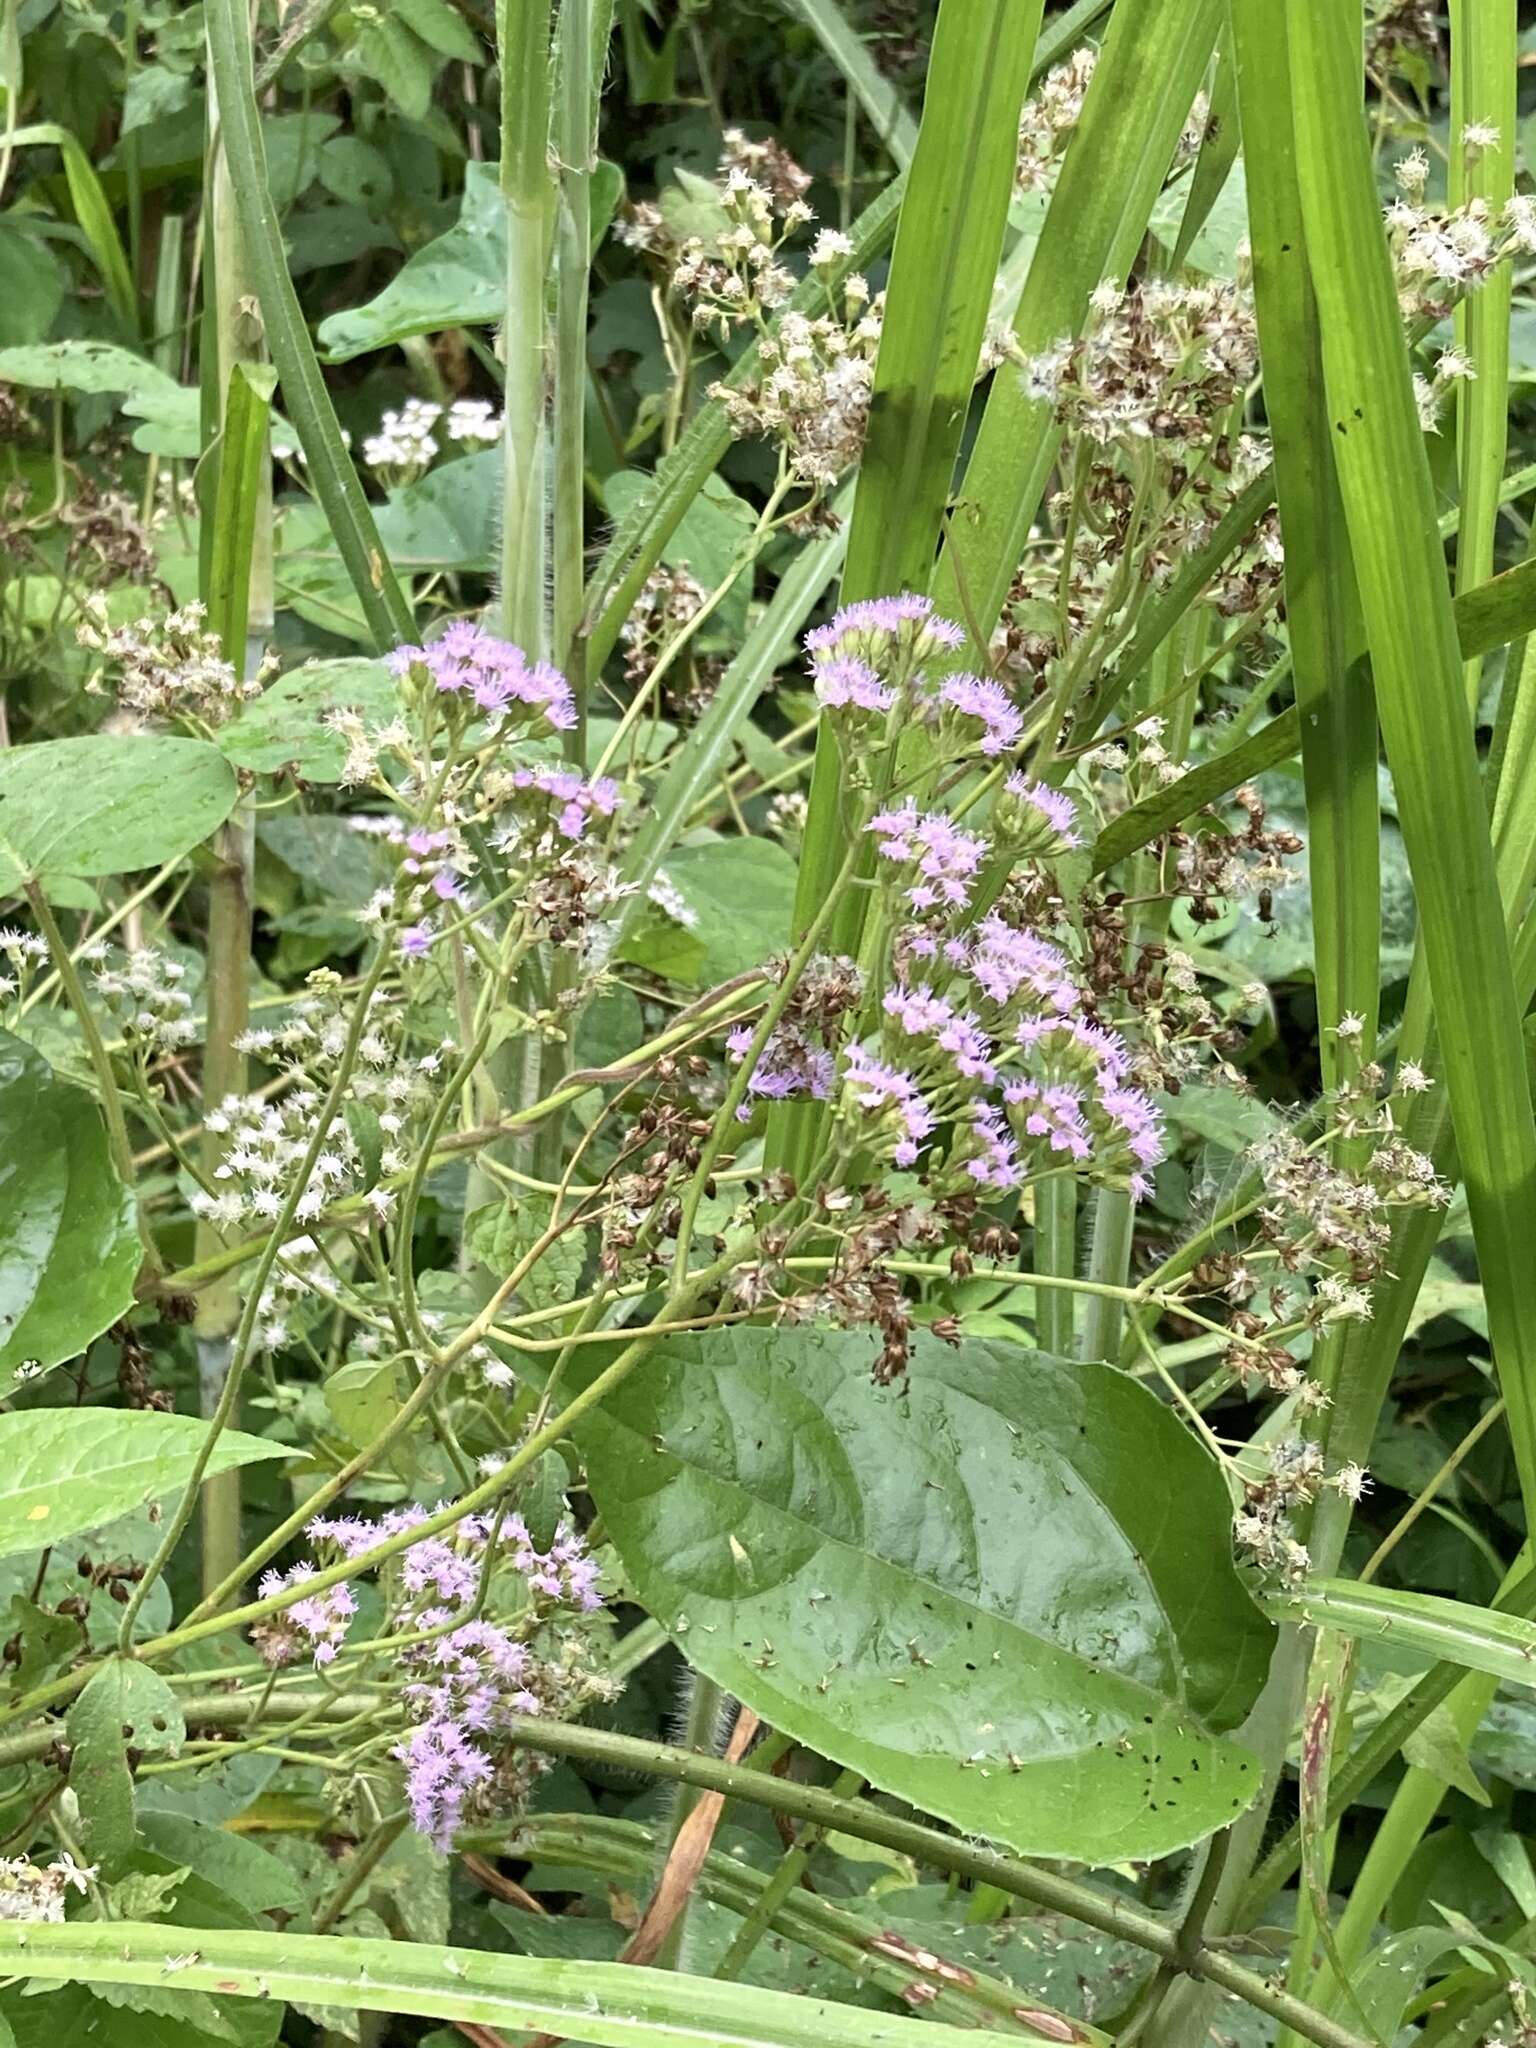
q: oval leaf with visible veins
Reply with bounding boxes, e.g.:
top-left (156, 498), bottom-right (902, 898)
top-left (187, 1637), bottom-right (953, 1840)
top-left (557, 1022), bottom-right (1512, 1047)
top-left (0, 735), bottom-right (237, 894)
top-left (581, 1327), bottom-right (1275, 1863)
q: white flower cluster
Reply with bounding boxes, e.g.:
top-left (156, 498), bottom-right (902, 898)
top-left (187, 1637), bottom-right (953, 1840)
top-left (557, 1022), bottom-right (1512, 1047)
top-left (1025, 279), bottom-right (1258, 451)
top-left (90, 946), bottom-right (198, 1056)
top-left (712, 297), bottom-right (882, 490)
top-left (77, 598), bottom-right (271, 731)
top-left (1387, 140), bottom-right (1532, 323)
top-left (0, 1853), bottom-right (95, 1923)
top-left (362, 397), bottom-right (502, 476)
top-left (189, 976), bottom-right (445, 1249)
top-left (0, 924), bottom-right (50, 1004)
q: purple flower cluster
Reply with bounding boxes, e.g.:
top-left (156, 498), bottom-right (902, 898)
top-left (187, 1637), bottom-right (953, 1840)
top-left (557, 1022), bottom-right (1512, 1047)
top-left (935, 672), bottom-right (1024, 757)
top-left (842, 1044), bottom-right (937, 1167)
top-left (867, 802), bottom-right (988, 915)
top-left (813, 656), bottom-right (895, 717)
top-left (729, 904), bottom-right (1166, 1200)
top-left (1000, 773), bottom-right (1085, 853)
top-left (805, 593), bottom-right (966, 664)
top-left (505, 765), bottom-right (622, 844)
top-left (251, 1562), bottom-right (357, 1668)
top-left (251, 1506), bottom-right (603, 1850)
top-left (726, 1020), bottom-right (836, 1112)
top-left (390, 623), bottom-right (577, 735)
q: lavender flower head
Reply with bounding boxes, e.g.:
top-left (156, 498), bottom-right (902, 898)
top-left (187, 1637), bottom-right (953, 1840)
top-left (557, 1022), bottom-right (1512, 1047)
top-left (999, 773), bottom-right (1085, 853)
top-left (251, 1505), bottom-right (610, 1851)
top-left (805, 592), bottom-right (965, 669)
top-left (389, 624), bottom-right (577, 736)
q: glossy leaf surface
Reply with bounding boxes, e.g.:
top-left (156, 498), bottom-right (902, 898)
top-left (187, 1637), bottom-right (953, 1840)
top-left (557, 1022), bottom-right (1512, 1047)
top-left (582, 1327), bottom-right (1274, 1861)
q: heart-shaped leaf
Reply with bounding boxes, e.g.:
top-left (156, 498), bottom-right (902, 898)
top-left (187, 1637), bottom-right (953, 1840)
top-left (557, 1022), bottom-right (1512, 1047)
top-left (582, 1327), bottom-right (1275, 1863)
top-left (0, 736), bottom-right (238, 894)
top-left (0, 1032), bottom-right (139, 1392)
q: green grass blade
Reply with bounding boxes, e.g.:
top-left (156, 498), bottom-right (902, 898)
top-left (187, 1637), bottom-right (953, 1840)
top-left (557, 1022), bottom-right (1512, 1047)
top-left (1173, 24), bottom-right (1240, 267)
top-left (785, 0), bottom-right (919, 169)
top-left (841, 0), bottom-right (1040, 610)
top-left (1450, 0), bottom-right (1515, 709)
top-left (203, 0), bottom-right (414, 651)
top-left (205, 362), bottom-right (276, 669)
top-left (1287, 0), bottom-right (1536, 1527)
top-left (7, 123), bottom-right (137, 332)
top-left (0, 1922), bottom-right (1039, 2048)
top-left (498, 0), bottom-right (555, 654)
top-left (789, 0), bottom-right (1043, 956)
top-left (1269, 1581), bottom-right (1536, 1696)
top-left (1234, 0), bottom-right (1377, 1112)
top-left (929, 0), bottom-right (1224, 655)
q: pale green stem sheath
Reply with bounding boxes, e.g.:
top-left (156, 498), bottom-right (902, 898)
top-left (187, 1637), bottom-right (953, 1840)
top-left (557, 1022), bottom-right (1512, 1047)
top-left (1450, 0), bottom-right (1514, 712)
top-left (497, 0), bottom-right (555, 656)
top-left (1034, 1178), bottom-right (1076, 1355)
top-left (202, 0), bottom-right (413, 649)
top-left (198, 57), bottom-right (272, 1607)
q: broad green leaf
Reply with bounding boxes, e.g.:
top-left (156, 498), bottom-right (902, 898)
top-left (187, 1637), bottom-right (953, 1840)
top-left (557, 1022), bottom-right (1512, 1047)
top-left (1402, 1703), bottom-right (1491, 1807)
top-left (4, 1593), bottom-right (79, 1696)
top-left (218, 659), bottom-right (399, 782)
top-left (0, 1409), bottom-right (287, 1561)
top-left (317, 161), bottom-right (503, 361)
top-left (0, 1980), bottom-right (255, 2048)
top-left (351, 14), bottom-right (437, 117)
top-left (138, 1814), bottom-right (308, 1921)
top-left (581, 1327), bottom-right (1274, 1862)
top-left (323, 1358), bottom-right (401, 1455)
top-left (467, 1196), bottom-right (586, 1314)
top-left (619, 838), bottom-right (798, 985)
top-left (67, 1658), bottom-right (185, 1873)
top-left (373, 449), bottom-right (501, 571)
top-left (0, 339), bottom-right (178, 404)
top-left (0, 1031), bottom-right (139, 1391)
top-left (0, 735), bottom-right (238, 894)
top-left (1348, 1928), bottom-right (1469, 2044)
top-left (0, 1921), bottom-right (1042, 2048)
top-left (603, 469), bottom-right (755, 637)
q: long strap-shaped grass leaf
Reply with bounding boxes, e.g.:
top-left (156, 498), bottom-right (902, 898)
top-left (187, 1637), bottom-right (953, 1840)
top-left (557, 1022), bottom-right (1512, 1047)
top-left (203, 0), bottom-right (414, 650)
top-left (0, 1923), bottom-right (1051, 2048)
top-left (1286, 0), bottom-right (1536, 1528)
top-left (1233, 0), bottom-right (1377, 1116)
